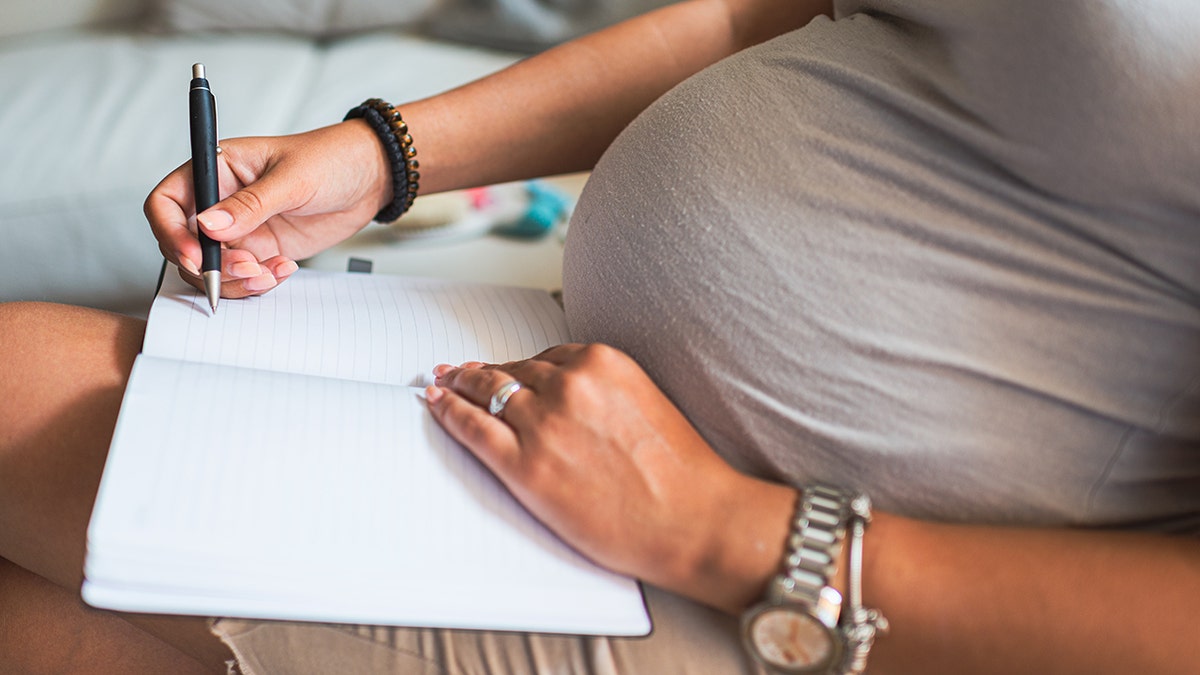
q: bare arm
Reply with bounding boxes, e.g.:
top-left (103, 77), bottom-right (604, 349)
top-left (429, 347), bottom-right (1200, 675)
top-left (702, 494), bottom-right (1200, 674)
top-left (860, 514), bottom-right (1200, 674)
top-left (146, 0), bottom-right (832, 297)
top-left (404, 0), bottom-right (833, 193)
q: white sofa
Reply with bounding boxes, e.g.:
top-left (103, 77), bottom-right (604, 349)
top-left (0, 0), bottom-right (659, 315)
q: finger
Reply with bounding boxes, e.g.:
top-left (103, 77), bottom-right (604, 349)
top-left (436, 367), bottom-right (539, 428)
top-left (216, 255), bottom-right (299, 299)
top-left (145, 162), bottom-right (204, 274)
top-left (175, 250), bottom-right (299, 300)
top-left (527, 343), bottom-right (588, 366)
top-left (484, 358), bottom-right (560, 392)
top-left (432, 362), bottom-right (550, 430)
top-left (424, 385), bottom-right (521, 473)
top-left (219, 249), bottom-right (300, 281)
top-left (260, 255), bottom-right (300, 282)
top-left (173, 265), bottom-right (205, 293)
top-left (431, 362), bottom-right (484, 382)
top-left (221, 272), bottom-right (279, 299)
top-left (196, 161), bottom-right (308, 244)
top-left (434, 360), bottom-right (553, 387)
top-left (176, 261), bottom-right (276, 300)
top-left (221, 248), bottom-right (265, 280)
top-left (437, 365), bottom-right (531, 409)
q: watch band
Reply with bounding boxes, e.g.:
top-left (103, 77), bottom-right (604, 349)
top-left (773, 485), bottom-right (852, 609)
top-left (761, 485), bottom-right (888, 675)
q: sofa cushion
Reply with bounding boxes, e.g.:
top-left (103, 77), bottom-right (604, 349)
top-left (1, 0), bottom-right (148, 39)
top-left (424, 0), bottom-right (671, 52)
top-left (150, 0), bottom-right (673, 53)
top-left (150, 0), bottom-right (438, 37)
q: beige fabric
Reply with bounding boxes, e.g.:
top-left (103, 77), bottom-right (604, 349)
top-left (212, 586), bottom-right (766, 675)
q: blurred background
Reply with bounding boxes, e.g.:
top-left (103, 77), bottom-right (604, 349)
top-left (0, 0), bottom-right (670, 314)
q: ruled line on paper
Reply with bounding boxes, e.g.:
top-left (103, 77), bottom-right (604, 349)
top-left (142, 267), bottom-right (569, 387)
top-left (99, 356), bottom-right (586, 581)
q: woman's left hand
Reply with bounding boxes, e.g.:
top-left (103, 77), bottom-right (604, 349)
top-left (425, 343), bottom-right (796, 613)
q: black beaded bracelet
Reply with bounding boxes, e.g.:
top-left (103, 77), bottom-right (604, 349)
top-left (344, 98), bottom-right (420, 223)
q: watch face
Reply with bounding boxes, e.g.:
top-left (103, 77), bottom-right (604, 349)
top-left (748, 606), bottom-right (834, 672)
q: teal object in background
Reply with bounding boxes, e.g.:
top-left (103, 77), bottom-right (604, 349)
top-left (492, 181), bottom-right (572, 239)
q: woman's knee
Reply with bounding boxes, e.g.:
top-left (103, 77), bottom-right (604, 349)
top-left (0, 301), bottom-right (143, 370)
top-left (0, 302), bottom-right (144, 438)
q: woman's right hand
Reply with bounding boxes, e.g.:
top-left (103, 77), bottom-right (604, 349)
top-left (144, 119), bottom-right (392, 298)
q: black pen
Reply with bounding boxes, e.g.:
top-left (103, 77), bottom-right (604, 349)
top-left (189, 63), bottom-right (221, 313)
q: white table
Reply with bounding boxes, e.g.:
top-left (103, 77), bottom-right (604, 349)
top-left (303, 175), bottom-right (586, 291)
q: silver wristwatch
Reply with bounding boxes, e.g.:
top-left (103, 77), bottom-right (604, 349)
top-left (741, 485), bottom-right (888, 674)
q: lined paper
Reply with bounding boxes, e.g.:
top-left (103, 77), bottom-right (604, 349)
top-left (83, 267), bottom-right (650, 635)
top-left (143, 267), bottom-right (570, 386)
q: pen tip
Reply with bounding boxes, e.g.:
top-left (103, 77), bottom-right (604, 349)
top-left (202, 270), bottom-right (220, 315)
top-left (192, 63), bottom-right (206, 79)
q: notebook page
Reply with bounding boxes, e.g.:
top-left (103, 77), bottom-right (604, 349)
top-left (142, 267), bottom-right (569, 386)
top-left (84, 355), bottom-right (650, 635)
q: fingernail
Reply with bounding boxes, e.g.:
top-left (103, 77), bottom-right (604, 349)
top-left (274, 260), bottom-right (299, 277)
top-left (424, 385), bottom-right (444, 404)
top-left (180, 257), bottom-right (200, 275)
top-left (198, 209), bottom-right (233, 232)
top-left (432, 364), bottom-right (454, 378)
top-left (229, 261), bottom-right (262, 278)
top-left (244, 273), bottom-right (278, 291)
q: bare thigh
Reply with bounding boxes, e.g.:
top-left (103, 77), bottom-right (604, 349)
top-left (0, 302), bottom-right (233, 673)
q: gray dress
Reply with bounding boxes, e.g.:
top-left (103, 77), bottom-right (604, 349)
top-left (215, 3), bottom-right (1200, 673)
top-left (564, 0), bottom-right (1200, 532)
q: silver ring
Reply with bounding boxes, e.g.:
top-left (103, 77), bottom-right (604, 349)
top-left (488, 380), bottom-right (524, 417)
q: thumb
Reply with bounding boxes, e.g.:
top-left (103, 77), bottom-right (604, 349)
top-left (197, 170), bottom-right (305, 242)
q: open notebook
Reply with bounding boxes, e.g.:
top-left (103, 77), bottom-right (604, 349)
top-left (82, 266), bottom-right (651, 636)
